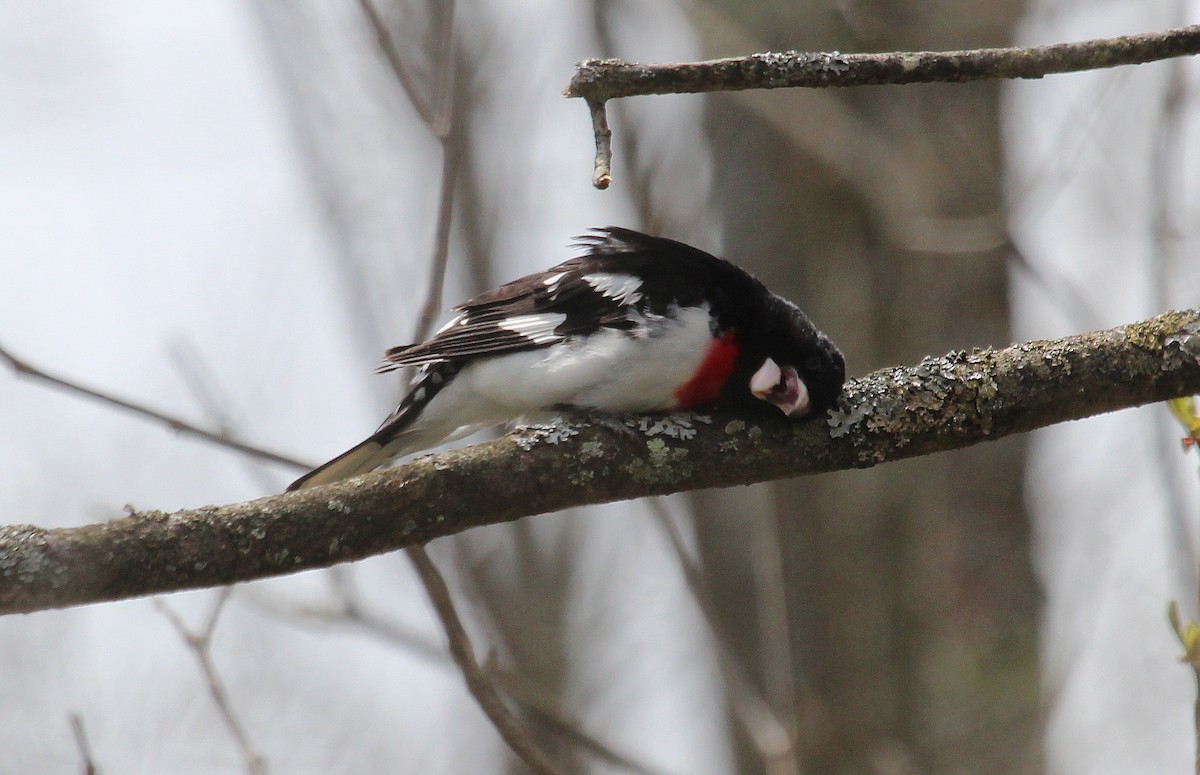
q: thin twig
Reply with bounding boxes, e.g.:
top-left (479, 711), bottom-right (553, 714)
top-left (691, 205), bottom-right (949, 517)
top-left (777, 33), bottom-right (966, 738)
top-left (410, 0), bottom-right (461, 340)
top-left (490, 675), bottom-right (675, 775)
top-left (241, 580), bottom-right (669, 775)
top-left (585, 99), bottom-right (613, 189)
top-left (427, 0), bottom-right (458, 139)
top-left (0, 342), bottom-right (310, 471)
top-left (156, 591), bottom-right (267, 775)
top-left (357, 0), bottom-right (436, 127)
top-left (650, 500), bottom-right (801, 773)
top-left (356, 8), bottom-right (540, 771)
top-left (745, 498), bottom-right (802, 774)
top-left (406, 545), bottom-right (565, 775)
top-left (411, 134), bottom-right (462, 343)
top-left (68, 713), bottom-right (98, 775)
top-left (358, 0), bottom-right (460, 349)
top-left (239, 585), bottom-right (448, 663)
top-left (168, 339), bottom-right (293, 492)
top-left (566, 24), bottom-right (1200, 187)
top-left (360, 8), bottom-right (554, 768)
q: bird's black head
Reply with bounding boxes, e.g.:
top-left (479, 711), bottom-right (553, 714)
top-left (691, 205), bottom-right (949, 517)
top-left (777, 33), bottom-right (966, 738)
top-left (740, 295), bottom-right (846, 421)
top-left (579, 227), bottom-right (847, 420)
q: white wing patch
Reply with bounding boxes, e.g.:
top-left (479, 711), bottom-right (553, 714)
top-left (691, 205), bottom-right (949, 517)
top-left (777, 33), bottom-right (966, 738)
top-left (542, 271), bottom-right (568, 299)
top-left (498, 313), bottom-right (567, 344)
top-left (434, 312), bottom-right (469, 336)
top-left (582, 273), bottom-right (643, 305)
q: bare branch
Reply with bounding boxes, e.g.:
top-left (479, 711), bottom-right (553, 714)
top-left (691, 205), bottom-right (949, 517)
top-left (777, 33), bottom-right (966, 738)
top-left (566, 25), bottom-right (1200, 101)
top-left (410, 134), bottom-right (462, 343)
top-left (652, 501), bottom-right (801, 773)
top-left (406, 546), bottom-right (565, 775)
top-left (585, 98), bottom-right (613, 189)
top-left (357, 0), bottom-right (437, 127)
top-left (156, 591), bottom-right (267, 775)
top-left (242, 572), bottom-right (669, 774)
top-left (566, 24), bottom-right (1200, 187)
top-left (0, 342), bottom-right (310, 471)
top-left (2, 309), bottom-right (1199, 615)
top-left (68, 713), bottom-right (98, 775)
top-left (358, 0), bottom-right (461, 349)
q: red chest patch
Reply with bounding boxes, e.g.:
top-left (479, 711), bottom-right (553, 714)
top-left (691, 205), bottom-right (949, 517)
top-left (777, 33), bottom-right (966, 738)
top-left (674, 330), bottom-right (740, 409)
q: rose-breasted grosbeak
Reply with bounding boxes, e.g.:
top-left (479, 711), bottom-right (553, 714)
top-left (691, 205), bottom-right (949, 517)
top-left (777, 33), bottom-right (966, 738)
top-left (288, 227), bottom-right (845, 490)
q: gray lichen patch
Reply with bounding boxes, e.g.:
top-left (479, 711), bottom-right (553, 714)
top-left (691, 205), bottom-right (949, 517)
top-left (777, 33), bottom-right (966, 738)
top-left (829, 348), bottom-right (1010, 448)
top-left (828, 402), bottom-right (872, 438)
top-left (625, 413), bottom-right (711, 440)
top-left (0, 524), bottom-right (64, 589)
top-left (514, 412), bottom-right (713, 449)
top-left (1163, 320), bottom-right (1200, 369)
top-left (514, 420), bottom-right (582, 450)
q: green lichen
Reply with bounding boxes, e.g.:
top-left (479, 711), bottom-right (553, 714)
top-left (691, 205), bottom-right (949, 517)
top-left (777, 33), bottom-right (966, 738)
top-left (579, 441), bottom-right (606, 459)
top-left (1126, 311), bottom-right (1196, 351)
top-left (626, 438), bottom-right (692, 484)
top-left (568, 468), bottom-right (595, 486)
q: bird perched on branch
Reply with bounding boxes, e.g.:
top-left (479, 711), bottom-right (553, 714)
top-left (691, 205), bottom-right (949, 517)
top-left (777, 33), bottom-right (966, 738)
top-left (288, 227), bottom-right (845, 490)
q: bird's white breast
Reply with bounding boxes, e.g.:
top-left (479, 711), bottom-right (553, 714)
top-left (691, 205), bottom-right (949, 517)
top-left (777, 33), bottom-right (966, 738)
top-left (409, 304), bottom-right (716, 438)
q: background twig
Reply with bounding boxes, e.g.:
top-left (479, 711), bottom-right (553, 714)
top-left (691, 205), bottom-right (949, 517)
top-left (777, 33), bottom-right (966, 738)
top-left (156, 591), bottom-right (267, 775)
top-left (0, 343), bottom-right (309, 471)
top-left (566, 24), bottom-right (1200, 187)
top-left (406, 545), bottom-right (565, 775)
top-left (68, 713), bottom-right (98, 775)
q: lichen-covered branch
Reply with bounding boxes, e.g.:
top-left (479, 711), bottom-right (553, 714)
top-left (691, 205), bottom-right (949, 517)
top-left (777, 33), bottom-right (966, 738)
top-left (566, 25), bottom-right (1200, 101)
top-left (565, 24), bottom-right (1200, 187)
top-left (3, 309), bottom-right (1199, 615)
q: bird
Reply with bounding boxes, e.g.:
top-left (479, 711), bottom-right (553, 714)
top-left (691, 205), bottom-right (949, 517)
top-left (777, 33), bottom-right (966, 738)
top-left (287, 227), bottom-right (846, 491)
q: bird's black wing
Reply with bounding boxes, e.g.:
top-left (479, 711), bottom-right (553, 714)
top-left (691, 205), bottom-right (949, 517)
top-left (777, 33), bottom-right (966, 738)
top-left (375, 227), bottom-right (733, 372)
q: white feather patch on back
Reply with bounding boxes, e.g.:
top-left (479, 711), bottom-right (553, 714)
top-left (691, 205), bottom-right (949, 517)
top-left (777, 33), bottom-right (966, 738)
top-left (497, 313), bottom-right (567, 344)
top-left (582, 273), bottom-right (643, 305)
top-left (433, 312), bottom-right (469, 335)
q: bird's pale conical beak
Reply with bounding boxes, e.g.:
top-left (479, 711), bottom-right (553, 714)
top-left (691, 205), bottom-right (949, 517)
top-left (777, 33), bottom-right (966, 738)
top-left (750, 358), bottom-right (811, 417)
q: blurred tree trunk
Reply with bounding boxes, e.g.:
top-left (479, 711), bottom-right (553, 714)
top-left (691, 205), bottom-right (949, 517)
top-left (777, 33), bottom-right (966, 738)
top-left (688, 2), bottom-right (1039, 773)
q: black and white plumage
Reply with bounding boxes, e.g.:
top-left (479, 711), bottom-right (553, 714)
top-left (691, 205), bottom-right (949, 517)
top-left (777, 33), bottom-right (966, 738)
top-left (287, 227), bottom-right (846, 491)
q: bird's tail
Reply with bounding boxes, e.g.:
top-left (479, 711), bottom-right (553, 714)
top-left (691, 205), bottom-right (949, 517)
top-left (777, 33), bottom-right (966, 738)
top-left (287, 438), bottom-right (395, 491)
top-left (288, 363), bottom-right (464, 491)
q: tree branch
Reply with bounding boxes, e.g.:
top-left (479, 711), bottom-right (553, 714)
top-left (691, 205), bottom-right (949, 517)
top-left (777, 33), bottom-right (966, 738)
top-left (407, 546), bottom-right (565, 775)
top-left (565, 24), bottom-right (1200, 187)
top-left (0, 342), bottom-right (310, 471)
top-left (156, 590), bottom-right (267, 775)
top-left (566, 25), bottom-right (1200, 100)
top-left (3, 309), bottom-right (1199, 615)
